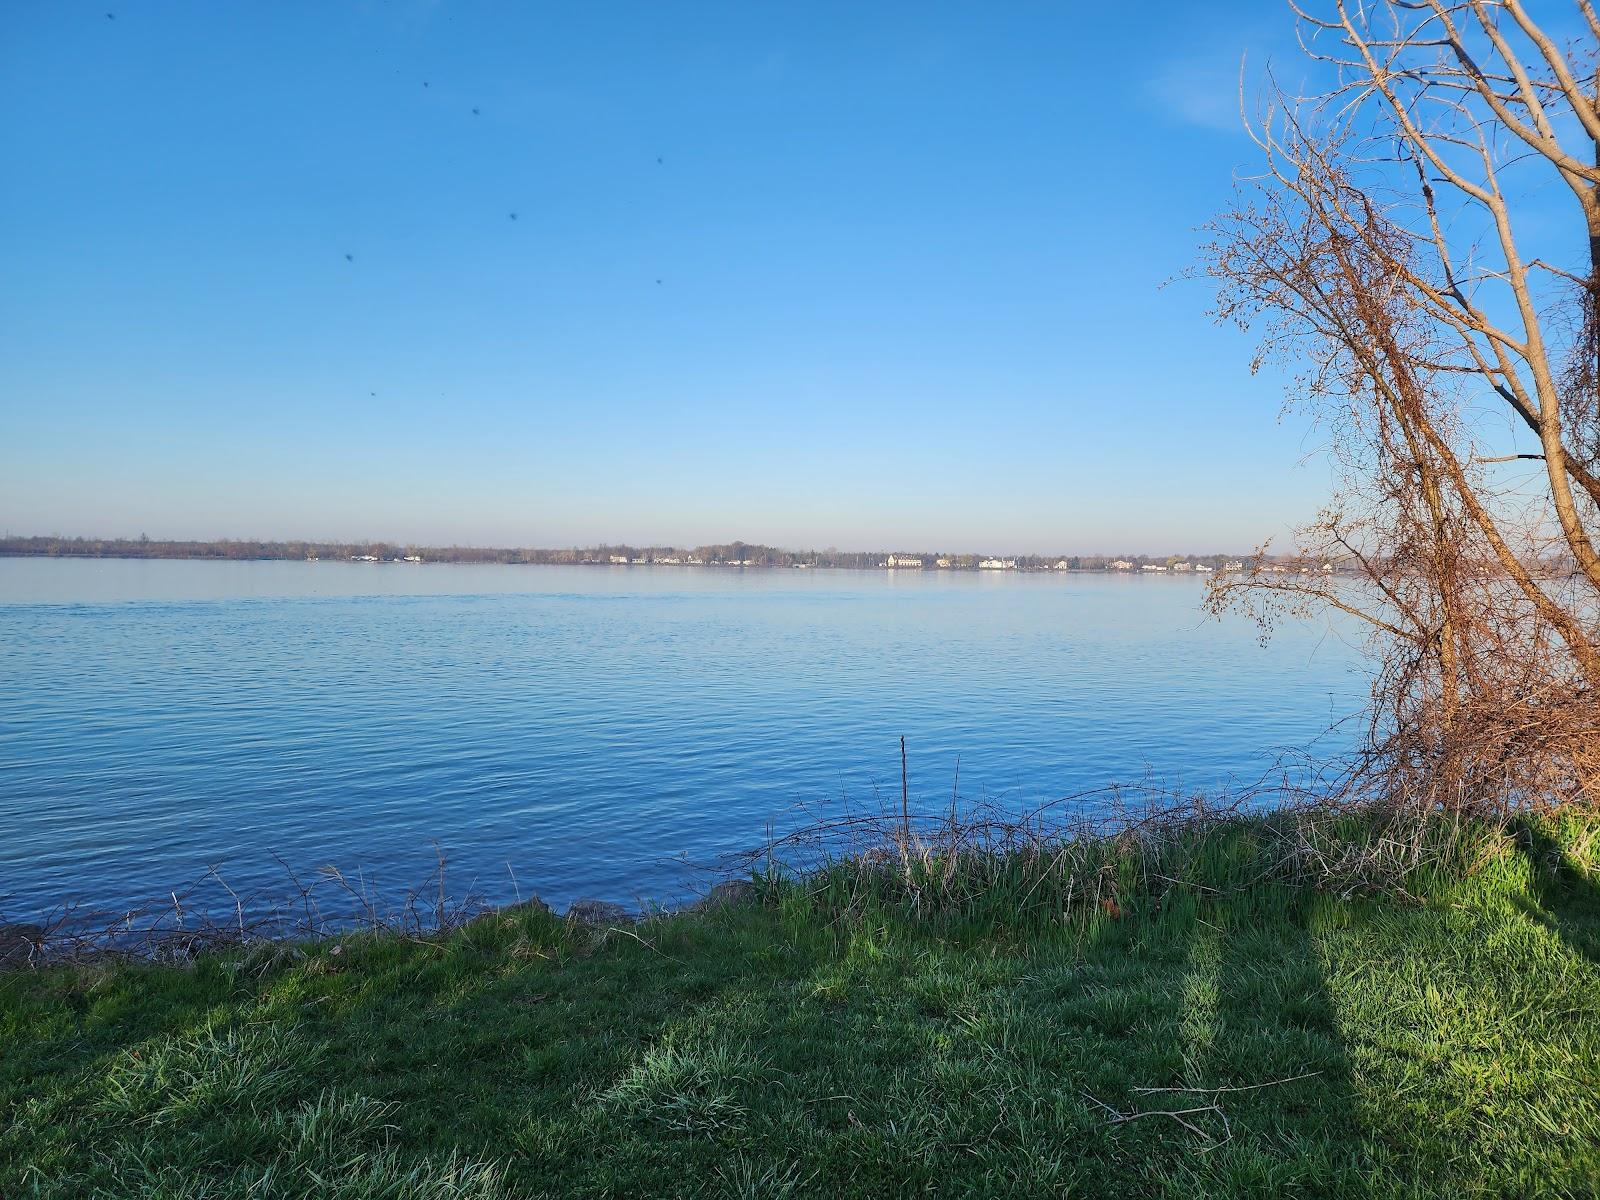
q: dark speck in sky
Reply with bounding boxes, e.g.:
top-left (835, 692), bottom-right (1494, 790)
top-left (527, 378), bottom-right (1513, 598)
top-left (344, 253), bottom-right (354, 262)
top-left (509, 212), bottom-right (518, 220)
top-left (472, 108), bottom-right (480, 116)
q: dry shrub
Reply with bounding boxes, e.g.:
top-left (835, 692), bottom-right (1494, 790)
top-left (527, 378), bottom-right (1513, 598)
top-left (1200, 1), bottom-right (1600, 821)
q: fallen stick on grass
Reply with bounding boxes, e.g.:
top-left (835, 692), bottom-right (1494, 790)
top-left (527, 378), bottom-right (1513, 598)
top-left (1081, 1091), bottom-right (1226, 1142)
top-left (1132, 1070), bottom-right (1322, 1096)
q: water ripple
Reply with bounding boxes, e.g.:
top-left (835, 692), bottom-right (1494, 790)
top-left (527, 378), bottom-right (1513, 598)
top-left (0, 560), bottom-right (1368, 919)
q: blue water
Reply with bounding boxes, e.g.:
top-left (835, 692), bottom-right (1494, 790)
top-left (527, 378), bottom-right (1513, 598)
top-left (0, 558), bottom-right (1369, 924)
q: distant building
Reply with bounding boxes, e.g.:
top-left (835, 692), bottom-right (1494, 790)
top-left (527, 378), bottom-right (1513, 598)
top-left (351, 555), bottom-right (379, 562)
top-left (1172, 562), bottom-right (1192, 572)
top-left (886, 554), bottom-right (924, 569)
top-left (1195, 564), bottom-right (1213, 573)
top-left (1141, 564), bottom-right (1168, 572)
top-left (656, 556), bottom-right (681, 564)
top-left (1111, 559), bottom-right (1133, 570)
top-left (1223, 560), bottom-right (1244, 571)
top-left (1054, 560), bottom-right (1072, 570)
top-left (935, 557), bottom-right (952, 569)
top-left (403, 555), bottom-right (423, 563)
top-left (979, 558), bottom-right (1016, 570)
top-left (609, 555), bottom-right (630, 564)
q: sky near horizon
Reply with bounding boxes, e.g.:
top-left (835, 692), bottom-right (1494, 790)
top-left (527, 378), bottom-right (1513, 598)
top-left (2, 2), bottom-right (1334, 556)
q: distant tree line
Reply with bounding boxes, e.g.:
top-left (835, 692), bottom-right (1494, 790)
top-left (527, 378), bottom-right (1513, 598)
top-left (0, 535), bottom-right (1307, 570)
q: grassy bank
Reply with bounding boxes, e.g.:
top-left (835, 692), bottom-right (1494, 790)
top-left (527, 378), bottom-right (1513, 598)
top-left (3, 811), bottom-right (1599, 1198)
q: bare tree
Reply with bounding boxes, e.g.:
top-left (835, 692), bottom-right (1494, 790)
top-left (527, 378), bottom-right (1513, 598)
top-left (1204, 0), bottom-right (1600, 812)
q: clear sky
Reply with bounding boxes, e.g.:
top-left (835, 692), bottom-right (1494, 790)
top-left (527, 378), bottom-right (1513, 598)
top-left (0, 2), bottom-right (1335, 555)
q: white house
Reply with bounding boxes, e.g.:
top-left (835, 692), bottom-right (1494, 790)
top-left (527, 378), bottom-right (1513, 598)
top-left (1111, 560), bottom-right (1133, 570)
top-left (886, 554), bottom-right (924, 569)
top-left (979, 558), bottom-right (1017, 570)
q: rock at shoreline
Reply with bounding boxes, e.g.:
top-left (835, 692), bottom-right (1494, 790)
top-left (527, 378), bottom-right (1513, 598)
top-left (566, 899), bottom-right (634, 926)
top-left (698, 880), bottom-right (757, 910)
top-left (0, 922), bottom-right (44, 967)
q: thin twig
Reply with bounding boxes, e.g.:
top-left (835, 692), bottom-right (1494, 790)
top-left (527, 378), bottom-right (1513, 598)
top-left (1133, 1070), bottom-right (1323, 1096)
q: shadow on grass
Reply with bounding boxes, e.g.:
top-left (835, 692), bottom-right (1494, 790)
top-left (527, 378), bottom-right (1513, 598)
top-left (2, 899), bottom-right (1373, 1197)
top-left (24, 868), bottom-right (1600, 1198)
top-left (0, 910), bottom-right (770, 1197)
top-left (1513, 817), bottom-right (1600, 967)
top-left (1165, 894), bottom-right (1363, 1192)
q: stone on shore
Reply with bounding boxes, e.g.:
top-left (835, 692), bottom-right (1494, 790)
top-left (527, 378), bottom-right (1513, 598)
top-left (566, 899), bottom-right (634, 926)
top-left (698, 879), bottom-right (757, 910)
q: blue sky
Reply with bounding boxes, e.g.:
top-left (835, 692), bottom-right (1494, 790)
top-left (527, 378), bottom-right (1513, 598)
top-left (1, 2), bottom-right (1332, 555)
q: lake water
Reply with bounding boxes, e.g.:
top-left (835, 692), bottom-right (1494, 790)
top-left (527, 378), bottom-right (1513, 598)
top-left (0, 558), bottom-right (1369, 926)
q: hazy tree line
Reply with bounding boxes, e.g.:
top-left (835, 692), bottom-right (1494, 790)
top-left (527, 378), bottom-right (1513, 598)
top-left (0, 535), bottom-right (1271, 571)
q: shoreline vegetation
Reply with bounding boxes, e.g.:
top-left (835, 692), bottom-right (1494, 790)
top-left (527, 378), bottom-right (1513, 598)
top-left (3, 801), bottom-right (1598, 1196)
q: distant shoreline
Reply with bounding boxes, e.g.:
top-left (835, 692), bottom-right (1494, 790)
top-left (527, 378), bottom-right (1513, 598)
top-left (0, 553), bottom-right (1258, 577)
top-left (0, 537), bottom-right (1315, 575)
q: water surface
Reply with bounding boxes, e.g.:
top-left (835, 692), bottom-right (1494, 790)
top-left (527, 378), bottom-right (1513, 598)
top-left (0, 558), bottom-right (1368, 921)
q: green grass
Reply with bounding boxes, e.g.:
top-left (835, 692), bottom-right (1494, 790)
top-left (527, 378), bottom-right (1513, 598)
top-left (4, 812), bottom-right (1600, 1198)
